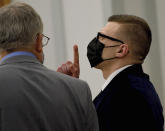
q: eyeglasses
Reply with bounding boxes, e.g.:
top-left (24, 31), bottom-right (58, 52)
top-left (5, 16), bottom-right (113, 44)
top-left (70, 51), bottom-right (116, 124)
top-left (42, 34), bottom-right (50, 47)
top-left (97, 32), bottom-right (124, 44)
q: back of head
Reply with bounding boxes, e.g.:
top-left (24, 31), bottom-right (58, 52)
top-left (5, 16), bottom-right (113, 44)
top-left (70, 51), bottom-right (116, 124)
top-left (108, 14), bottom-right (152, 61)
top-left (0, 2), bottom-right (43, 51)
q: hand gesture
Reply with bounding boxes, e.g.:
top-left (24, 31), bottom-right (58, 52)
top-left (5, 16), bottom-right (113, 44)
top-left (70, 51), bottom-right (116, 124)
top-left (57, 45), bottom-right (80, 78)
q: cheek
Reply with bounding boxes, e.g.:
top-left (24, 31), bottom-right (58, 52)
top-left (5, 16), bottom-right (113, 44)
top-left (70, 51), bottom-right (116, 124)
top-left (102, 48), bottom-right (115, 59)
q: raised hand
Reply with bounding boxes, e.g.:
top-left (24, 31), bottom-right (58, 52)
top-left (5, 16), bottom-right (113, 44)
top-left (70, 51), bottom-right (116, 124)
top-left (57, 45), bottom-right (80, 78)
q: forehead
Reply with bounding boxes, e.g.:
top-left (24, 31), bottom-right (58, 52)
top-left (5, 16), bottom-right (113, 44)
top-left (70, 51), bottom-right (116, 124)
top-left (100, 22), bottom-right (121, 37)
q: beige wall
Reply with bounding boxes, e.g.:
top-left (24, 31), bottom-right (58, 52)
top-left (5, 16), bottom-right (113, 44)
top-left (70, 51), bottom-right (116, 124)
top-left (155, 0), bottom-right (165, 107)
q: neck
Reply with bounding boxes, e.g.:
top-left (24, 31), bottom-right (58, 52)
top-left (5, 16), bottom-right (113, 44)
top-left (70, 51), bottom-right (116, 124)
top-left (0, 48), bottom-right (34, 59)
top-left (101, 62), bottom-right (124, 79)
top-left (100, 59), bottom-right (142, 79)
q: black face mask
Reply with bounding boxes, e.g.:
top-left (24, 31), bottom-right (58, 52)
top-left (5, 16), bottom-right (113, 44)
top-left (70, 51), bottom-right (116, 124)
top-left (87, 33), bottom-right (124, 67)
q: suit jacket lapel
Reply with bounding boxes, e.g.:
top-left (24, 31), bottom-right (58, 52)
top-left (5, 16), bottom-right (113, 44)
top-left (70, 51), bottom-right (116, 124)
top-left (93, 91), bottom-right (104, 109)
top-left (93, 82), bottom-right (115, 110)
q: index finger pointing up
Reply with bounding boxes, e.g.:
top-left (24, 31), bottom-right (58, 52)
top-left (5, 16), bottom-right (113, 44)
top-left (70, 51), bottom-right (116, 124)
top-left (73, 44), bottom-right (79, 65)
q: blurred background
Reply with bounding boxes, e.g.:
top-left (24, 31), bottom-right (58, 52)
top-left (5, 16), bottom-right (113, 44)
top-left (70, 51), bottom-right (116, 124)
top-left (1, 0), bottom-right (165, 108)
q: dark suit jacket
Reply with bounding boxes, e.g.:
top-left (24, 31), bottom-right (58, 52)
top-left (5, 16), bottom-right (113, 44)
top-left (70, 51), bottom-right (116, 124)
top-left (0, 55), bottom-right (99, 131)
top-left (93, 64), bottom-right (164, 131)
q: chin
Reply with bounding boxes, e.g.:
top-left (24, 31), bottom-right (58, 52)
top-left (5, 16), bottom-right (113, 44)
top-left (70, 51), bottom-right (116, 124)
top-left (94, 63), bottom-right (102, 69)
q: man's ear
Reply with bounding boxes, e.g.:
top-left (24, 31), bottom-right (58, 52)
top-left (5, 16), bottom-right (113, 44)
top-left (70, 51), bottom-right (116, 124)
top-left (115, 44), bottom-right (129, 58)
top-left (35, 34), bottom-right (43, 53)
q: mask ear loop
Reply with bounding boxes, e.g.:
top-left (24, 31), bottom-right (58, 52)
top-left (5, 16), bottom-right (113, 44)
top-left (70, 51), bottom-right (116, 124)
top-left (97, 33), bottom-right (124, 61)
top-left (103, 57), bottom-right (117, 61)
top-left (95, 33), bottom-right (125, 62)
top-left (102, 44), bottom-right (121, 61)
top-left (104, 45), bottom-right (121, 48)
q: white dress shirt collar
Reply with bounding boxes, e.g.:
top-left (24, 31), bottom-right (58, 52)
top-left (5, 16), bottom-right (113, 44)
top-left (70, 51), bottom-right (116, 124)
top-left (101, 65), bottom-right (132, 91)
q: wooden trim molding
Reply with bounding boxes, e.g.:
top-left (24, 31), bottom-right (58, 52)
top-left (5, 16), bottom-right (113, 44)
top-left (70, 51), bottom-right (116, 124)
top-left (0, 0), bottom-right (10, 7)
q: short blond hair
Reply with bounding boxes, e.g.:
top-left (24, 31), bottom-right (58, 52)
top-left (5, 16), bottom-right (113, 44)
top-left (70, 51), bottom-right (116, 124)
top-left (108, 14), bottom-right (152, 60)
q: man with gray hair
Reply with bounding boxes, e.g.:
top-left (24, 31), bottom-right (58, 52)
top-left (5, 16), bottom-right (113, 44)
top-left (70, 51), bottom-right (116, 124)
top-left (0, 2), bottom-right (99, 131)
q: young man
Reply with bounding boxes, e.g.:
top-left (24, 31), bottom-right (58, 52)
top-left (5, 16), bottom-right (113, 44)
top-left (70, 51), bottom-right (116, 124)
top-left (58, 15), bottom-right (164, 131)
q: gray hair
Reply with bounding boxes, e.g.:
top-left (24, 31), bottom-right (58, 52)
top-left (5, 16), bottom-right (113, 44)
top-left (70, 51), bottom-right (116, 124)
top-left (0, 2), bottom-right (43, 50)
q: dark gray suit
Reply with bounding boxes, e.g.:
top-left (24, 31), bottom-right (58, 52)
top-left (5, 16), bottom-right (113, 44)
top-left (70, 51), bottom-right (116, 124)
top-left (0, 55), bottom-right (99, 131)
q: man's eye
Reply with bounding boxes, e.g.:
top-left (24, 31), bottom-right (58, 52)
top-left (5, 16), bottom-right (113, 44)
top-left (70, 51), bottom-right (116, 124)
top-left (99, 36), bottom-right (104, 40)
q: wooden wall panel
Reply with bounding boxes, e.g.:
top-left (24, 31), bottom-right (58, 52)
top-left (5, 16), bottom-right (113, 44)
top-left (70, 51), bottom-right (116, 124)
top-left (0, 0), bottom-right (10, 7)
